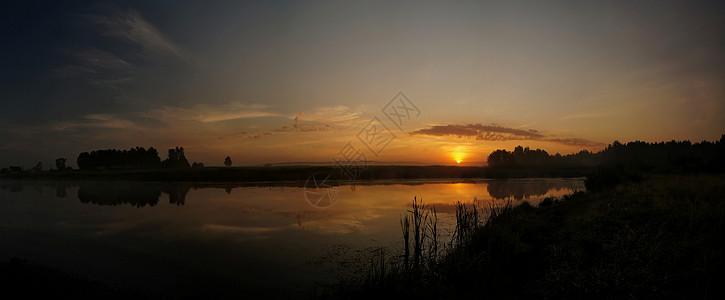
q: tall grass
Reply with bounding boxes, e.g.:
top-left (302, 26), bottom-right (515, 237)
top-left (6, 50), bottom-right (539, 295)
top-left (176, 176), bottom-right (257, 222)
top-left (400, 214), bottom-right (410, 271)
top-left (365, 248), bottom-right (387, 286)
top-left (397, 196), bottom-right (507, 275)
top-left (454, 201), bottom-right (478, 247)
top-left (325, 174), bottom-right (725, 299)
top-left (427, 206), bottom-right (438, 264)
top-left (410, 196), bottom-right (428, 270)
top-left (396, 196), bottom-right (445, 276)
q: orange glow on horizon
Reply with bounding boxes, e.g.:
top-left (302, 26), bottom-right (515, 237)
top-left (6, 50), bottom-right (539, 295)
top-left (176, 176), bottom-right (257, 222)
top-left (450, 146), bottom-right (467, 165)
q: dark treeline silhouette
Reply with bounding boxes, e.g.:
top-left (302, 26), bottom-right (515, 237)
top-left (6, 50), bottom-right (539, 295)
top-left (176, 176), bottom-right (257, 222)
top-left (597, 138), bottom-right (724, 172)
top-left (77, 146), bottom-right (161, 170)
top-left (488, 135), bottom-right (725, 172)
top-left (55, 158), bottom-right (72, 171)
top-left (4, 146), bottom-right (195, 173)
top-left (488, 135), bottom-right (725, 190)
top-left (75, 146), bottom-right (195, 170)
top-left (161, 146), bottom-right (190, 169)
top-left (488, 146), bottom-right (597, 168)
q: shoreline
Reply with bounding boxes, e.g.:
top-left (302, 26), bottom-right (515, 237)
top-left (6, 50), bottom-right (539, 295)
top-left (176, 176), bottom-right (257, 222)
top-left (0, 165), bottom-right (593, 183)
top-left (323, 173), bottom-right (725, 299)
top-left (0, 176), bottom-right (587, 189)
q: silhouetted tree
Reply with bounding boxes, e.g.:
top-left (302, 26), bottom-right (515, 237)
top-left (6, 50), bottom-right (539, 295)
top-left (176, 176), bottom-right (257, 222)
top-left (487, 149), bottom-right (513, 167)
top-left (487, 136), bottom-right (723, 172)
top-left (161, 146), bottom-right (190, 168)
top-left (191, 162), bottom-right (205, 168)
top-left (77, 146), bottom-right (161, 170)
top-left (224, 156), bottom-right (232, 167)
top-left (55, 158), bottom-right (67, 170)
top-left (487, 147), bottom-right (550, 167)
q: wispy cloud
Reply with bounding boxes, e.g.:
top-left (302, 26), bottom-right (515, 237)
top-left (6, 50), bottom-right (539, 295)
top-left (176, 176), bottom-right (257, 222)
top-left (70, 48), bottom-right (132, 72)
top-left (54, 114), bottom-right (138, 131)
top-left (47, 103), bottom-right (363, 145)
top-left (411, 123), bottom-right (544, 141)
top-left (559, 108), bottom-right (636, 121)
top-left (546, 137), bottom-right (605, 147)
top-left (298, 106), bottom-right (364, 124)
top-left (411, 123), bottom-right (604, 148)
top-left (54, 7), bottom-right (191, 90)
top-left (91, 8), bottom-right (186, 60)
top-left (53, 47), bottom-right (135, 89)
top-left (138, 102), bottom-right (283, 124)
top-left (274, 106), bottom-right (364, 133)
top-left (199, 111), bottom-right (281, 123)
top-left (54, 47), bottom-right (132, 74)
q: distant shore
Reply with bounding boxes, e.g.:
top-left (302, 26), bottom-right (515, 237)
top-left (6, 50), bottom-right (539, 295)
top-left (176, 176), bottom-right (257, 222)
top-left (0, 165), bottom-right (595, 182)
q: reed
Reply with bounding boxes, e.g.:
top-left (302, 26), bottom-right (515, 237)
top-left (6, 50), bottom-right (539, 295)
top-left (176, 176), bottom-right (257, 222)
top-left (454, 201), bottom-right (480, 247)
top-left (399, 196), bottom-right (445, 274)
top-left (400, 214), bottom-right (410, 271)
top-left (409, 196), bottom-right (429, 270)
top-left (427, 205), bottom-right (438, 264)
top-left (363, 247), bottom-right (387, 287)
top-left (327, 174), bottom-right (725, 299)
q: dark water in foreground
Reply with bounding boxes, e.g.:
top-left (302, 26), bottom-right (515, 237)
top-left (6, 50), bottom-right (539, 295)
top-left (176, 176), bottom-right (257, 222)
top-left (0, 178), bottom-right (584, 298)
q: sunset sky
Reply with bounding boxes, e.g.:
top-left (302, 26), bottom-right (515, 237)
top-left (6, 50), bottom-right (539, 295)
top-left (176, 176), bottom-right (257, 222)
top-left (2, 0), bottom-right (724, 167)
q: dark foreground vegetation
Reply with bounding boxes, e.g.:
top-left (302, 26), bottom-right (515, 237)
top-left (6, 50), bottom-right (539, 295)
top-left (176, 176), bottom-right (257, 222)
top-left (319, 174), bottom-right (724, 299)
top-left (314, 136), bottom-right (725, 299)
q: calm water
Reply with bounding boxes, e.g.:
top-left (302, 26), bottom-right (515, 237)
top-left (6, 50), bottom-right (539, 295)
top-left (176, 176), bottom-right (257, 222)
top-left (0, 178), bottom-right (584, 298)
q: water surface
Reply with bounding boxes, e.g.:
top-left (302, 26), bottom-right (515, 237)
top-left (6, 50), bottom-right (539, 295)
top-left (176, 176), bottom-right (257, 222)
top-left (0, 178), bottom-right (584, 297)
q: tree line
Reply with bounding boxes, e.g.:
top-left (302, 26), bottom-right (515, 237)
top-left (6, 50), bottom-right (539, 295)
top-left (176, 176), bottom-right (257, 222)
top-left (487, 135), bottom-right (725, 172)
top-left (75, 146), bottom-right (220, 170)
top-left (1, 145), bottom-right (234, 172)
top-left (77, 146), bottom-right (162, 170)
top-left (487, 146), bottom-right (597, 168)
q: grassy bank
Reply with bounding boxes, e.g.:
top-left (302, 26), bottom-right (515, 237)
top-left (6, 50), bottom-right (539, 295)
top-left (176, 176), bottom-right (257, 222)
top-left (322, 174), bottom-right (724, 299)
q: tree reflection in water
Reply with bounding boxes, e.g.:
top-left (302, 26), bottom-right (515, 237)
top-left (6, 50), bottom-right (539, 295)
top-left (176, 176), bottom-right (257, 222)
top-left (487, 179), bottom-right (582, 201)
top-left (77, 183), bottom-right (192, 207)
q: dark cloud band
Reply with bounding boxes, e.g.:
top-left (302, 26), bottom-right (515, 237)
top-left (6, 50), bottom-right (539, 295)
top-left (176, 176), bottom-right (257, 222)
top-left (410, 123), bottom-right (603, 147)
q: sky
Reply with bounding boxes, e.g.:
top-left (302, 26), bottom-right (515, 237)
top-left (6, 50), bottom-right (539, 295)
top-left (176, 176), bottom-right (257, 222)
top-left (1, 0), bottom-right (724, 167)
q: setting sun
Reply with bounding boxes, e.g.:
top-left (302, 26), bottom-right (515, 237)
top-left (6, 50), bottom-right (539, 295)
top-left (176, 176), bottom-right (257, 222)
top-left (456, 160), bottom-right (461, 164)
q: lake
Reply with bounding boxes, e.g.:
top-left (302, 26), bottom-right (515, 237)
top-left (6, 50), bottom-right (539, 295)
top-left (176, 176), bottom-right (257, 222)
top-left (0, 178), bottom-right (584, 298)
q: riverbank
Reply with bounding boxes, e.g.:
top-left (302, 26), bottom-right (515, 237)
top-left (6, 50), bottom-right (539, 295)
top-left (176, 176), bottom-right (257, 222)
top-left (322, 173), bottom-right (724, 299)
